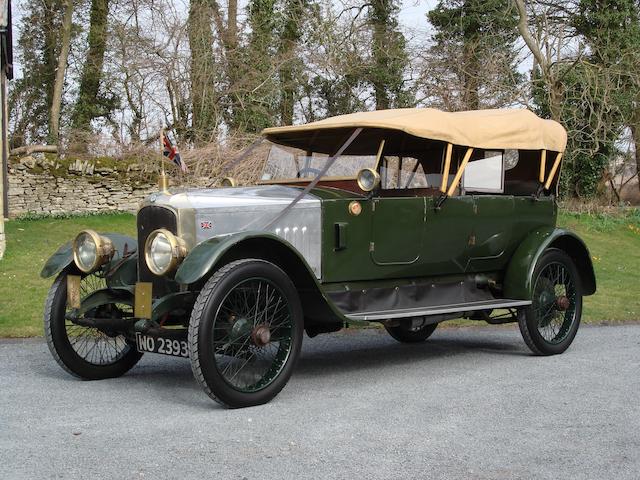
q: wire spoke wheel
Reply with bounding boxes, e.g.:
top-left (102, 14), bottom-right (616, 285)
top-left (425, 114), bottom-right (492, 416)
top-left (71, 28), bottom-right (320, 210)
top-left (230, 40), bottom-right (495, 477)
top-left (64, 274), bottom-right (132, 366)
top-left (212, 278), bottom-right (293, 392)
top-left (518, 249), bottom-right (583, 356)
top-left (532, 262), bottom-right (577, 344)
top-left (44, 272), bottom-right (142, 380)
top-left (189, 259), bottom-right (303, 408)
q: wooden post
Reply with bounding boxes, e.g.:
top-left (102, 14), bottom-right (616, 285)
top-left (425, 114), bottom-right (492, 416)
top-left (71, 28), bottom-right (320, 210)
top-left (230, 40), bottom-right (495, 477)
top-left (440, 143), bottom-right (453, 193)
top-left (0, 0), bottom-right (12, 260)
top-left (0, 69), bottom-right (6, 259)
top-left (539, 150), bottom-right (547, 183)
top-left (447, 147), bottom-right (474, 196)
top-left (544, 153), bottom-right (563, 190)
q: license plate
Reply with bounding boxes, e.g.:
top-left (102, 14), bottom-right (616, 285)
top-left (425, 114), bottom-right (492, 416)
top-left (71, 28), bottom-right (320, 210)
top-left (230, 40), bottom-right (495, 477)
top-left (135, 333), bottom-right (189, 358)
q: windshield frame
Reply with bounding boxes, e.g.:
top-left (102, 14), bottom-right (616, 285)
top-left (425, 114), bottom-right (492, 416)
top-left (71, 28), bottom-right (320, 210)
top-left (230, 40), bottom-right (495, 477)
top-left (258, 139), bottom-right (387, 185)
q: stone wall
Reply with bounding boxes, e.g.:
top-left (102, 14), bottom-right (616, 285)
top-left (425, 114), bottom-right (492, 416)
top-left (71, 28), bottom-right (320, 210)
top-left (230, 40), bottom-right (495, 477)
top-left (7, 157), bottom-right (157, 217)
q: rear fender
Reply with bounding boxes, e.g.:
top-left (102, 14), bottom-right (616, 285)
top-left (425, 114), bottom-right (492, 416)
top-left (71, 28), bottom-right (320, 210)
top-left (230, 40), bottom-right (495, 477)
top-left (40, 233), bottom-right (137, 279)
top-left (503, 227), bottom-right (596, 300)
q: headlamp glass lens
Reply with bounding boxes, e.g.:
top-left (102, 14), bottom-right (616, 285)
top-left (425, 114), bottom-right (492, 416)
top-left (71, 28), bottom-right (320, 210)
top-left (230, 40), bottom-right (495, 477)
top-left (149, 233), bottom-right (173, 273)
top-left (359, 169), bottom-right (376, 191)
top-left (76, 232), bottom-right (98, 271)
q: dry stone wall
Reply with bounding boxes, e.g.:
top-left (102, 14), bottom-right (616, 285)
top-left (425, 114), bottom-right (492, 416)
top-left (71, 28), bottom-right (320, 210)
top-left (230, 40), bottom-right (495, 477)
top-left (7, 157), bottom-right (158, 217)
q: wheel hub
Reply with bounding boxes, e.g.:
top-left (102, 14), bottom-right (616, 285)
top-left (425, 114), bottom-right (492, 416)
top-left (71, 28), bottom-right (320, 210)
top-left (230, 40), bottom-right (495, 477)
top-left (230, 316), bottom-right (252, 341)
top-left (538, 289), bottom-right (556, 308)
top-left (251, 324), bottom-right (271, 347)
top-left (555, 295), bottom-right (570, 311)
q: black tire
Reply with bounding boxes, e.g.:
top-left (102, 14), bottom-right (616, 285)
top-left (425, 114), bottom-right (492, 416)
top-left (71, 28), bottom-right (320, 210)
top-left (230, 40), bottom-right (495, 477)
top-left (518, 248), bottom-right (583, 356)
top-left (385, 317), bottom-right (438, 343)
top-left (188, 259), bottom-right (304, 408)
top-left (44, 272), bottom-right (142, 380)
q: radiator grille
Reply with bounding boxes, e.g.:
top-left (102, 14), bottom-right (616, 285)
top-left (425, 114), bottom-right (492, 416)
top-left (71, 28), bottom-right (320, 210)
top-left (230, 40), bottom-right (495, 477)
top-left (137, 206), bottom-right (178, 293)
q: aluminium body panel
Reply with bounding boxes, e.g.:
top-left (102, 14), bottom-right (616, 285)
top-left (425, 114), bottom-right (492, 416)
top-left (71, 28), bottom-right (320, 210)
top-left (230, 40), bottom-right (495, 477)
top-left (142, 185), bottom-right (323, 278)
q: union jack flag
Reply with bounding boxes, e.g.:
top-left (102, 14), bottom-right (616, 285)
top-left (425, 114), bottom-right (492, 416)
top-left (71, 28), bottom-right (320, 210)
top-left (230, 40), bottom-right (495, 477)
top-left (162, 130), bottom-right (187, 173)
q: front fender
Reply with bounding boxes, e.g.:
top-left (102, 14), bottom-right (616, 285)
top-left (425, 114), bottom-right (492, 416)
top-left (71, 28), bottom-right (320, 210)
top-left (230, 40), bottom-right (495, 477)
top-left (78, 287), bottom-right (134, 314)
top-left (503, 227), bottom-right (596, 300)
top-left (175, 231), bottom-right (313, 285)
top-left (174, 231), bottom-right (348, 331)
top-left (40, 233), bottom-right (138, 279)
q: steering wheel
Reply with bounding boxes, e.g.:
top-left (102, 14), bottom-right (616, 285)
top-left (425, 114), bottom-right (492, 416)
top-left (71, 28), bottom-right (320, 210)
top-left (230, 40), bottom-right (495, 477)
top-left (297, 167), bottom-right (323, 177)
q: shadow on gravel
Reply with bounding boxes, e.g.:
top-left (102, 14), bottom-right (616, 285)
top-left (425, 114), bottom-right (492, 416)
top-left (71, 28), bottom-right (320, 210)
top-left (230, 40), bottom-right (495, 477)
top-left (32, 328), bottom-right (528, 409)
top-left (295, 329), bottom-right (528, 378)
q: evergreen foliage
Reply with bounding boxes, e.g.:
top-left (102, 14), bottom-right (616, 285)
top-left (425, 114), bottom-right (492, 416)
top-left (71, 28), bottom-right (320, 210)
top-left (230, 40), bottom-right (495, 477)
top-left (6, 0), bottom-right (640, 200)
top-left (427, 0), bottom-right (521, 110)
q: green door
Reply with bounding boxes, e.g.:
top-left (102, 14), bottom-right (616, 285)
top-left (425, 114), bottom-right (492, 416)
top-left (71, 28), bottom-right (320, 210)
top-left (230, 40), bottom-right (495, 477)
top-left (371, 197), bottom-right (425, 265)
top-left (420, 196), bottom-right (476, 275)
top-left (467, 195), bottom-right (515, 272)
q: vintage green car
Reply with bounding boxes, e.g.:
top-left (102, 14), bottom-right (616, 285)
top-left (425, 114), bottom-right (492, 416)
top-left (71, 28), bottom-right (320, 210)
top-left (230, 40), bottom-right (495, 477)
top-left (41, 108), bottom-right (596, 408)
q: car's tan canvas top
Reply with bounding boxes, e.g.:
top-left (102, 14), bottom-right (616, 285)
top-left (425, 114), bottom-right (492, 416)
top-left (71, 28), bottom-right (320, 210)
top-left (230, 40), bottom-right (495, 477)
top-left (263, 108), bottom-right (567, 153)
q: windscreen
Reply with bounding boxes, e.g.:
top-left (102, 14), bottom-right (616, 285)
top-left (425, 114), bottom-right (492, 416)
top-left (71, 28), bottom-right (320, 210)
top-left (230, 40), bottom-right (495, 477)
top-left (260, 143), bottom-right (378, 181)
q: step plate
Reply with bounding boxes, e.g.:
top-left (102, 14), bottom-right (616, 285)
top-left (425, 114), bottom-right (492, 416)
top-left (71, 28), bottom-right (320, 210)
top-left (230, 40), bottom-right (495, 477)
top-left (346, 299), bottom-right (532, 321)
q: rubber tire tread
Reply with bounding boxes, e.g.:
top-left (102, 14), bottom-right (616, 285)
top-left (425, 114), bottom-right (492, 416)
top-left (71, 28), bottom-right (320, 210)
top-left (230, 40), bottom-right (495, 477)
top-left (518, 248), bottom-right (583, 356)
top-left (44, 273), bottom-right (142, 380)
top-left (188, 259), bottom-right (303, 408)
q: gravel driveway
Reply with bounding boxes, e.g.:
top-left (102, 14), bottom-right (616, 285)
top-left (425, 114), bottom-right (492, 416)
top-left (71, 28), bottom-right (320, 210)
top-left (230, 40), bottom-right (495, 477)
top-left (1, 324), bottom-right (639, 480)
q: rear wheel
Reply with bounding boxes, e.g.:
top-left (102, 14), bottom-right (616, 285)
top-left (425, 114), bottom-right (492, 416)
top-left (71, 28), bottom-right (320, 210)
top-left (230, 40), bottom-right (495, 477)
top-left (385, 317), bottom-right (438, 343)
top-left (518, 249), bottom-right (583, 356)
top-left (44, 272), bottom-right (142, 379)
top-left (188, 259), bottom-right (303, 408)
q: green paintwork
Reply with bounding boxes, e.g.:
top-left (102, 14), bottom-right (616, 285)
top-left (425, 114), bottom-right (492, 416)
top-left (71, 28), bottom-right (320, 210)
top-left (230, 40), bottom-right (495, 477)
top-left (502, 227), bottom-right (596, 299)
top-left (174, 230), bottom-right (350, 324)
top-left (40, 233), bottom-right (138, 278)
top-left (73, 286), bottom-right (195, 325)
top-left (106, 255), bottom-right (138, 288)
top-left (150, 291), bottom-right (197, 322)
top-left (372, 197), bottom-right (424, 264)
top-left (77, 287), bottom-right (134, 315)
top-left (466, 196), bottom-right (556, 272)
top-left (319, 192), bottom-right (558, 284)
top-left (176, 231), bottom-right (313, 285)
top-left (421, 196), bottom-right (476, 275)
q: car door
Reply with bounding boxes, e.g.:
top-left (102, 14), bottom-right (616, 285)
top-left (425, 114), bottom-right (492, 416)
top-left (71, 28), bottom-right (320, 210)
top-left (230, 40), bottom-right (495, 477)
top-left (467, 195), bottom-right (515, 272)
top-left (421, 195), bottom-right (476, 275)
top-left (368, 156), bottom-right (426, 268)
top-left (462, 150), bottom-right (517, 272)
top-left (371, 196), bottom-right (425, 265)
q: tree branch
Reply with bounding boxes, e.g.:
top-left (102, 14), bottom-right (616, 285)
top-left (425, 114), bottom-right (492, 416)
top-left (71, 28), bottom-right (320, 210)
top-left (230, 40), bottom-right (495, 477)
top-left (513, 0), bottom-right (548, 73)
top-left (10, 145), bottom-right (59, 156)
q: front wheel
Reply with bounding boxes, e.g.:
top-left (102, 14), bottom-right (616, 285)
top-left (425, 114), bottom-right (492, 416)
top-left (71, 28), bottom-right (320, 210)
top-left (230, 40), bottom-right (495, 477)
top-left (518, 249), bottom-right (583, 356)
top-left (188, 259), bottom-right (304, 408)
top-left (44, 272), bottom-right (142, 379)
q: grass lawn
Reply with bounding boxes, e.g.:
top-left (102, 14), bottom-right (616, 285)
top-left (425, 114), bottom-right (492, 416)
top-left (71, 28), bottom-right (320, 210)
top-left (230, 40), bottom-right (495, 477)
top-left (0, 210), bottom-right (639, 337)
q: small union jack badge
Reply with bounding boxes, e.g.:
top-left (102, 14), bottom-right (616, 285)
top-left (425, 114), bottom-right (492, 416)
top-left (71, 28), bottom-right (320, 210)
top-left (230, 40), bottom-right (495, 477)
top-left (200, 221), bottom-right (213, 230)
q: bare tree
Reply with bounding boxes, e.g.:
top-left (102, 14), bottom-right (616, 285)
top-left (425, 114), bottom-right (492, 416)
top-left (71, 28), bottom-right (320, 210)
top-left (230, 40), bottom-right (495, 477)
top-left (49, 0), bottom-right (74, 143)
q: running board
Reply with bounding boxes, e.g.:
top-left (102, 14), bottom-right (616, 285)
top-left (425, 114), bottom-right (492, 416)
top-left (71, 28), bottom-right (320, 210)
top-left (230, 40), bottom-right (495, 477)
top-left (346, 299), bottom-right (531, 322)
